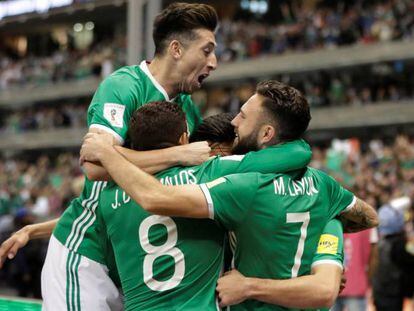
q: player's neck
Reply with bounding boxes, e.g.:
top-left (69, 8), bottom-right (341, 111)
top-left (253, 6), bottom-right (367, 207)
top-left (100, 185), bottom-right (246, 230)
top-left (148, 58), bottom-right (179, 99)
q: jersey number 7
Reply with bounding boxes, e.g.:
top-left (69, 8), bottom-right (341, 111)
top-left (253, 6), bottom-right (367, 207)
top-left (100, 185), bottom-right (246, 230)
top-left (286, 212), bottom-right (310, 278)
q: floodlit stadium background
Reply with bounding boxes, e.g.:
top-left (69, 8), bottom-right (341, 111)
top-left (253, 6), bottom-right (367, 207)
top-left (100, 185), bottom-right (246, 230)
top-left (0, 0), bottom-right (413, 310)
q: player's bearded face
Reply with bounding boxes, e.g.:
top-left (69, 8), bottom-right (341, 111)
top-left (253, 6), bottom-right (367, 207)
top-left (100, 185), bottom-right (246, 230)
top-left (232, 127), bottom-right (261, 155)
top-left (231, 94), bottom-right (264, 154)
top-left (178, 29), bottom-right (217, 94)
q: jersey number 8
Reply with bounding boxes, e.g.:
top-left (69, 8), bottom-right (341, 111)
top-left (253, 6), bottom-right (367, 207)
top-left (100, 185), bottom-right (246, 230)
top-left (139, 215), bottom-right (185, 291)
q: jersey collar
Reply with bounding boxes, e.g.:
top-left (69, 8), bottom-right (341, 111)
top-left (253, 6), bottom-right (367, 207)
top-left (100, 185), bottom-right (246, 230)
top-left (139, 60), bottom-right (171, 102)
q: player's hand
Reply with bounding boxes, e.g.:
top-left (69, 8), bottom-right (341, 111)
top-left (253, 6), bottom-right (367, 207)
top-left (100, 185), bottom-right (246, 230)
top-left (176, 141), bottom-right (211, 166)
top-left (339, 271), bottom-right (347, 294)
top-left (0, 226), bottom-right (31, 268)
top-left (216, 269), bottom-right (249, 307)
top-left (80, 132), bottom-right (115, 163)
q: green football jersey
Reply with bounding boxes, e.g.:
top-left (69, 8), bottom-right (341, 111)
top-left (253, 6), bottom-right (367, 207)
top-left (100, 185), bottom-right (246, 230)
top-left (200, 169), bottom-right (354, 311)
top-left (99, 140), bottom-right (313, 310)
top-left (226, 219), bottom-right (345, 311)
top-left (53, 61), bottom-right (202, 263)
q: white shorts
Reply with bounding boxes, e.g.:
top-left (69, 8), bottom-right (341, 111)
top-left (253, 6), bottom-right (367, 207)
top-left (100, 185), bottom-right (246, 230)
top-left (41, 235), bottom-right (123, 311)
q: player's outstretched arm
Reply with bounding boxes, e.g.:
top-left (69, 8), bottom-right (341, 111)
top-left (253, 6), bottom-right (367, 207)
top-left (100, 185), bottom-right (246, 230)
top-left (81, 132), bottom-right (210, 218)
top-left (81, 132), bottom-right (210, 181)
top-left (339, 198), bottom-right (379, 233)
top-left (114, 141), bottom-right (211, 174)
top-left (84, 143), bottom-right (211, 180)
top-left (82, 128), bottom-right (210, 180)
top-left (217, 265), bottom-right (341, 309)
top-left (0, 218), bottom-right (58, 268)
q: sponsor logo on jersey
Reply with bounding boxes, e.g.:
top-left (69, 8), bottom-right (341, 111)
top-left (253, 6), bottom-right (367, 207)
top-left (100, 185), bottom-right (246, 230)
top-left (317, 234), bottom-right (339, 254)
top-left (104, 103), bottom-right (125, 128)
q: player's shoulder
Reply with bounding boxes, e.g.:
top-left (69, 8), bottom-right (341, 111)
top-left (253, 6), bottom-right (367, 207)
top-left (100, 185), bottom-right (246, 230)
top-left (101, 65), bottom-right (144, 89)
top-left (223, 171), bottom-right (274, 187)
top-left (200, 155), bottom-right (221, 168)
top-left (111, 65), bottom-right (142, 78)
top-left (155, 165), bottom-right (184, 179)
top-left (304, 166), bottom-right (333, 182)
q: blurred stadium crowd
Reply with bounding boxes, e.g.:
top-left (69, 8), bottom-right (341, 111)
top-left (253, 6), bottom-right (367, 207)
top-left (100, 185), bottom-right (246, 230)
top-left (1, 0), bottom-right (414, 90)
top-left (1, 102), bottom-right (87, 133)
top-left (216, 0), bottom-right (414, 62)
top-left (0, 153), bottom-right (82, 298)
top-left (0, 36), bottom-right (125, 91)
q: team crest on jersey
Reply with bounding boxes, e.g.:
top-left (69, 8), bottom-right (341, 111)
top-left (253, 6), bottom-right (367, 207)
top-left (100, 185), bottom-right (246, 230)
top-left (104, 103), bottom-right (125, 128)
top-left (317, 234), bottom-right (338, 254)
top-left (206, 177), bottom-right (226, 189)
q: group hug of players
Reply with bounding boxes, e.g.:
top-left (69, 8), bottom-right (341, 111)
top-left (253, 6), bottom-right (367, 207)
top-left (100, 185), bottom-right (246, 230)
top-left (0, 3), bottom-right (379, 311)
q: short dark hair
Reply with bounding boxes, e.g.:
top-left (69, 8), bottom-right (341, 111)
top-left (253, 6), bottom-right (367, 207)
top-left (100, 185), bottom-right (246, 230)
top-left (256, 80), bottom-right (311, 142)
top-left (190, 112), bottom-right (236, 143)
top-left (128, 101), bottom-right (187, 151)
top-left (153, 2), bottom-right (218, 55)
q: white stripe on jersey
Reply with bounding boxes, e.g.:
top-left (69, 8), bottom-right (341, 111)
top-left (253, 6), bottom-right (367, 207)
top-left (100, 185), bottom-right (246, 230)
top-left (219, 155), bottom-right (245, 161)
top-left (66, 181), bottom-right (105, 251)
top-left (65, 181), bottom-right (100, 249)
top-left (89, 124), bottom-right (124, 144)
top-left (311, 259), bottom-right (343, 270)
top-left (72, 182), bottom-right (107, 252)
top-left (199, 184), bottom-right (214, 219)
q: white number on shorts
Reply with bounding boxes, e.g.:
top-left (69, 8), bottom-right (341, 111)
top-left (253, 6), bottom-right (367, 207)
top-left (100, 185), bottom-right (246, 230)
top-left (286, 212), bottom-right (310, 278)
top-left (139, 215), bottom-right (185, 291)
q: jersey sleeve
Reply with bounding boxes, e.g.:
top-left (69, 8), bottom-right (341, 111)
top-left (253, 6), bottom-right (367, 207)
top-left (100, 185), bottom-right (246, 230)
top-left (209, 139), bottom-right (312, 177)
top-left (199, 172), bottom-right (259, 231)
top-left (89, 75), bottom-right (140, 144)
top-left (325, 174), bottom-right (356, 219)
top-left (311, 219), bottom-right (344, 270)
top-left (226, 139), bottom-right (313, 174)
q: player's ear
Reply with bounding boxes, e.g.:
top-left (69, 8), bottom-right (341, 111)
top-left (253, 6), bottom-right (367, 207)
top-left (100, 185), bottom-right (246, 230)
top-left (260, 124), bottom-right (276, 146)
top-left (169, 40), bottom-right (183, 60)
top-left (178, 132), bottom-right (189, 145)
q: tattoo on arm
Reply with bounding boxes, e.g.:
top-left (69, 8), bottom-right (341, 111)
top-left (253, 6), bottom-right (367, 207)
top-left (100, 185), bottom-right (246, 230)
top-left (340, 198), bottom-right (379, 233)
top-left (339, 216), bottom-right (368, 233)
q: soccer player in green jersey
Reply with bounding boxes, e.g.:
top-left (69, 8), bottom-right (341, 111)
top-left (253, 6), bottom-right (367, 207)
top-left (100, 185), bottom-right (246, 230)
top-left (47, 3), bottom-right (220, 309)
top-left (0, 3), bottom-right (221, 310)
top-left (216, 219), bottom-right (345, 309)
top-left (96, 101), bottom-right (312, 310)
top-left (81, 80), bottom-right (378, 311)
top-left (92, 101), bottom-right (345, 311)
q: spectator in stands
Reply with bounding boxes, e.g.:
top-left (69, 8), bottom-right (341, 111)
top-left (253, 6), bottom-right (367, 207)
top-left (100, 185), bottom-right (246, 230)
top-left (372, 203), bottom-right (407, 310)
